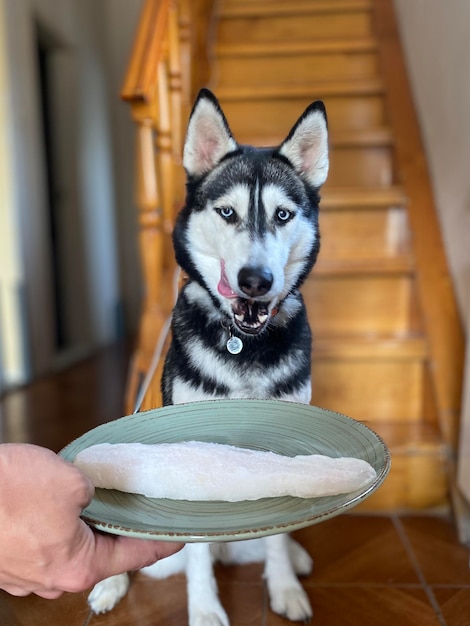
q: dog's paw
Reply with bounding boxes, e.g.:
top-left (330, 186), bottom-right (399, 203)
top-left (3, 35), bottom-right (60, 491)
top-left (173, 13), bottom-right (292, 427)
top-left (288, 538), bottom-right (314, 576)
top-left (191, 611), bottom-right (230, 626)
top-left (189, 598), bottom-right (230, 626)
top-left (88, 573), bottom-right (130, 614)
top-left (269, 585), bottom-right (313, 623)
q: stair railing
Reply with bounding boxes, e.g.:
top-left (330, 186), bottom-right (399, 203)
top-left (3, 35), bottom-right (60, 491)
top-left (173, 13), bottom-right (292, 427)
top-left (120, 0), bottom-right (213, 412)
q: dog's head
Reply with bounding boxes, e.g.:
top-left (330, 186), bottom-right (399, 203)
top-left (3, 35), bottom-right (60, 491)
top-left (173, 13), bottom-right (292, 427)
top-left (174, 89), bottom-right (328, 336)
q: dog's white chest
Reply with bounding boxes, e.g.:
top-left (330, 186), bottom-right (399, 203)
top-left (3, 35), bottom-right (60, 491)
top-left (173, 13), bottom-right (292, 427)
top-left (172, 372), bottom-right (311, 405)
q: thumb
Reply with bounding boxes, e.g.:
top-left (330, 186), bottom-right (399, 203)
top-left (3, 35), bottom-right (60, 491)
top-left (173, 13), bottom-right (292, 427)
top-left (92, 532), bottom-right (184, 580)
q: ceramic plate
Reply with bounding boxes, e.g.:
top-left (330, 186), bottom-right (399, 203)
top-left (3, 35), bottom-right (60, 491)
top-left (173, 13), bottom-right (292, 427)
top-left (60, 400), bottom-right (390, 542)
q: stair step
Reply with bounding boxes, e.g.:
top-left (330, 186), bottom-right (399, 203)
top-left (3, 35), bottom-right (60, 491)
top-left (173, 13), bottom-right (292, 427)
top-left (305, 271), bottom-right (415, 335)
top-left (216, 38), bottom-right (379, 58)
top-left (216, 79), bottom-right (384, 101)
top-left (302, 271), bottom-right (414, 334)
top-left (217, 4), bottom-right (373, 45)
top-left (220, 0), bottom-right (372, 19)
top-left (356, 422), bottom-right (448, 511)
top-left (371, 421), bottom-right (443, 452)
top-left (327, 145), bottom-right (394, 187)
top-left (311, 336), bottom-right (427, 423)
top-left (215, 39), bottom-right (380, 87)
top-left (318, 207), bottom-right (411, 265)
top-left (327, 130), bottom-right (395, 187)
top-left (321, 186), bottom-right (407, 209)
top-left (314, 256), bottom-right (413, 275)
top-left (312, 335), bottom-right (427, 360)
top-left (225, 0), bottom-right (372, 7)
top-left (216, 83), bottom-right (387, 144)
top-left (224, 131), bottom-right (395, 187)
top-left (226, 128), bottom-right (393, 149)
top-left (333, 127), bottom-right (393, 147)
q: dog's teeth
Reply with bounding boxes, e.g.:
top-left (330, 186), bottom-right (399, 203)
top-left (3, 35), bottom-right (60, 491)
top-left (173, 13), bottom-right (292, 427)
top-left (232, 298), bottom-right (271, 333)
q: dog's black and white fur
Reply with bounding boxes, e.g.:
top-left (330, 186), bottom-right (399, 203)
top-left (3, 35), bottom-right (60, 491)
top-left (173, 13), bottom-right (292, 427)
top-left (88, 89), bottom-right (329, 624)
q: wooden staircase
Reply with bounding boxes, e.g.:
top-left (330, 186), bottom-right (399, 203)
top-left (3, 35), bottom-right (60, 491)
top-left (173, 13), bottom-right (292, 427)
top-left (121, 0), bottom-right (464, 511)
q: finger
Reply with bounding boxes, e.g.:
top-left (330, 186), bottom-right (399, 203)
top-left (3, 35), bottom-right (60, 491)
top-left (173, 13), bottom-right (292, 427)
top-left (92, 533), bottom-right (184, 581)
top-left (34, 589), bottom-right (64, 600)
top-left (70, 466), bottom-right (96, 507)
top-left (0, 585), bottom-right (31, 597)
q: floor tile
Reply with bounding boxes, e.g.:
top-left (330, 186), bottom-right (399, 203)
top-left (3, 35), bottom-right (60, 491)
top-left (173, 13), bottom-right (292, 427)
top-left (0, 344), bottom-right (129, 452)
top-left (87, 570), bottom-right (265, 626)
top-left (265, 587), bottom-right (443, 626)
top-left (215, 561), bottom-right (265, 585)
top-left (292, 514), bottom-right (420, 584)
top-left (0, 589), bottom-right (90, 626)
top-left (217, 578), bottom-right (265, 626)
top-left (88, 573), bottom-right (187, 626)
top-left (432, 587), bottom-right (470, 626)
top-left (400, 516), bottom-right (470, 585)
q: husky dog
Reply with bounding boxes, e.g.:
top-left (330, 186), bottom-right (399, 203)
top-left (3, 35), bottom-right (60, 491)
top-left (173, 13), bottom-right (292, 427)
top-left (89, 89), bottom-right (328, 624)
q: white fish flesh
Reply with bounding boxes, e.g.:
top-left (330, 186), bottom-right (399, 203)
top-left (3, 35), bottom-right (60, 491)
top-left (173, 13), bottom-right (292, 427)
top-left (73, 441), bottom-right (377, 502)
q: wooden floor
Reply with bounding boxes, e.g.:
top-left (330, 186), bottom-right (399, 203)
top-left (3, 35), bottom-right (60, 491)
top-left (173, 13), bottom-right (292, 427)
top-left (0, 345), bottom-right (469, 626)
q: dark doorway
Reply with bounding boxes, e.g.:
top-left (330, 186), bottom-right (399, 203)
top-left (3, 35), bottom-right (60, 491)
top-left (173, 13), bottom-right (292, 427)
top-left (35, 26), bottom-right (65, 350)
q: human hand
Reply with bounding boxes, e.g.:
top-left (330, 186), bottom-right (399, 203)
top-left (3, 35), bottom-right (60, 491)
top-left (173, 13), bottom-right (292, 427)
top-left (0, 444), bottom-right (183, 598)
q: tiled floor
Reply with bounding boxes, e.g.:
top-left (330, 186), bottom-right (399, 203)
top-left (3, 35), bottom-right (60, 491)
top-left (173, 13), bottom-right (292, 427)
top-left (0, 345), bottom-right (469, 625)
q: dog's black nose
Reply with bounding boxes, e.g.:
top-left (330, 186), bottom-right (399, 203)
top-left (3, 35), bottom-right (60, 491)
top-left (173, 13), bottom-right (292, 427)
top-left (238, 266), bottom-right (273, 297)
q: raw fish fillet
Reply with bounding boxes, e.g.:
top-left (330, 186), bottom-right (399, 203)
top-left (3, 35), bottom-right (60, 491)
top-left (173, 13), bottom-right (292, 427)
top-left (73, 441), bottom-right (377, 501)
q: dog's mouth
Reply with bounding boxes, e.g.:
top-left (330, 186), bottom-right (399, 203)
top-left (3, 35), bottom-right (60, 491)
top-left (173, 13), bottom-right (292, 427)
top-left (232, 299), bottom-right (269, 335)
top-left (217, 261), bottom-right (272, 335)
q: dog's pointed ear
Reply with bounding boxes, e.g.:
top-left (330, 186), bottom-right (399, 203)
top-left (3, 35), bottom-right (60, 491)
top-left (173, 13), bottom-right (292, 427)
top-left (278, 101), bottom-right (329, 188)
top-left (183, 89), bottom-right (238, 178)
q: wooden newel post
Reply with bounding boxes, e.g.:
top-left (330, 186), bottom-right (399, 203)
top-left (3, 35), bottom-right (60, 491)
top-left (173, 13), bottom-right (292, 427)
top-left (122, 0), bottom-right (213, 412)
top-left (125, 116), bottom-right (166, 412)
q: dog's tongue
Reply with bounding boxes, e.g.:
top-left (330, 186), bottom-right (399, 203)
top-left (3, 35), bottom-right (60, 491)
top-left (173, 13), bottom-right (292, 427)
top-left (217, 261), bottom-right (237, 298)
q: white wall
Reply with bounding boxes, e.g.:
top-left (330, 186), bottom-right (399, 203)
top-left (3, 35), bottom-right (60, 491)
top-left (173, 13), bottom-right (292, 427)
top-left (394, 0), bottom-right (470, 322)
top-left (101, 0), bottom-right (144, 334)
top-left (393, 0), bottom-right (470, 501)
top-left (1, 0), bottom-right (57, 380)
top-left (0, 0), bottom-right (29, 385)
top-left (0, 0), bottom-right (142, 385)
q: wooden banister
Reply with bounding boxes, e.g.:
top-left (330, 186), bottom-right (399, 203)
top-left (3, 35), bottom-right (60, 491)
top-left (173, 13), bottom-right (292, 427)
top-left (121, 0), bottom-right (214, 412)
top-left (121, 0), bottom-right (171, 104)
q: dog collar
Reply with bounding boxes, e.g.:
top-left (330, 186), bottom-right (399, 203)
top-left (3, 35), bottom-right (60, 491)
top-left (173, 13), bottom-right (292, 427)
top-left (222, 304), bottom-right (280, 355)
top-left (220, 320), bottom-right (243, 354)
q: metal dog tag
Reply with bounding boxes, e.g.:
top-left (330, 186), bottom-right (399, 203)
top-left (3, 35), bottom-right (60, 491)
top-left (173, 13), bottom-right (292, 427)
top-left (226, 335), bottom-right (243, 354)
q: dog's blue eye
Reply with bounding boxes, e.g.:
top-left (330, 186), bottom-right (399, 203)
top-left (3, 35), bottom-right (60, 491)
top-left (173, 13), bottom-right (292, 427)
top-left (215, 207), bottom-right (238, 223)
top-left (276, 208), bottom-right (293, 223)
